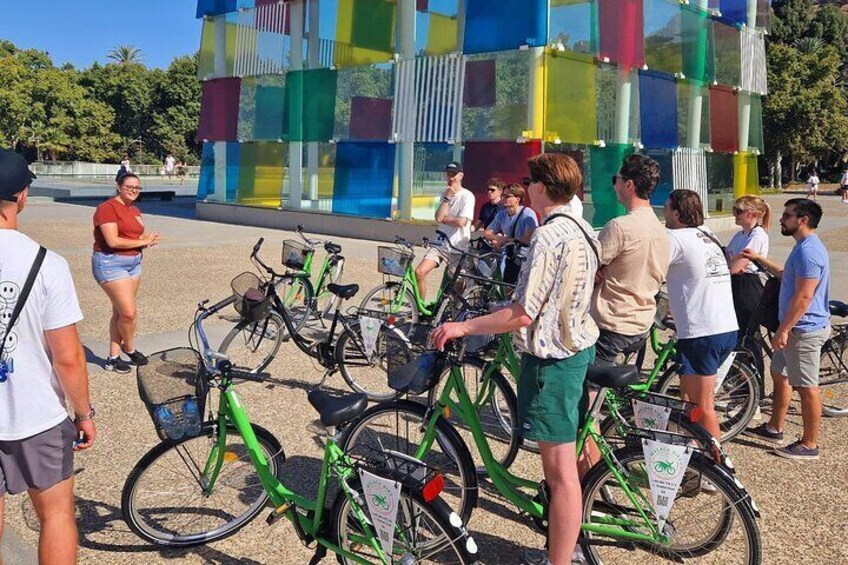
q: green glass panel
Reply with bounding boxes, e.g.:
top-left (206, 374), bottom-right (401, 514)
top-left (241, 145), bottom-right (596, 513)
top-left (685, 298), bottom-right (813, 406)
top-left (589, 144), bottom-right (632, 227)
top-left (681, 6), bottom-right (715, 83)
top-left (462, 50), bottom-right (532, 141)
top-left (595, 63), bottom-right (639, 144)
top-left (677, 79), bottom-right (711, 149)
top-left (238, 142), bottom-right (257, 201)
top-left (198, 18), bottom-right (216, 80)
top-left (645, 0), bottom-right (682, 75)
top-left (284, 69), bottom-right (338, 142)
top-left (706, 151), bottom-right (733, 213)
top-left (748, 94), bottom-right (764, 153)
top-left (546, 51), bottom-right (597, 145)
top-left (334, 0), bottom-right (395, 67)
top-left (713, 21), bottom-right (740, 87)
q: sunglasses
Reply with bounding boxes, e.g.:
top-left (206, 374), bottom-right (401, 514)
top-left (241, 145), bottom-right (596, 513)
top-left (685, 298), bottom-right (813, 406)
top-left (611, 174), bottom-right (630, 187)
top-left (732, 207), bottom-right (747, 215)
top-left (487, 188), bottom-right (500, 193)
top-left (521, 176), bottom-right (535, 187)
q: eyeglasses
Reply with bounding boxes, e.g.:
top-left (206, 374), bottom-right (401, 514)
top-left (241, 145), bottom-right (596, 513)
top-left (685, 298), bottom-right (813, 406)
top-left (781, 212), bottom-right (800, 220)
top-left (487, 188), bottom-right (500, 193)
top-left (122, 185), bottom-right (142, 192)
top-left (732, 207), bottom-right (747, 215)
top-left (503, 193), bottom-right (519, 199)
top-left (611, 174), bottom-right (629, 187)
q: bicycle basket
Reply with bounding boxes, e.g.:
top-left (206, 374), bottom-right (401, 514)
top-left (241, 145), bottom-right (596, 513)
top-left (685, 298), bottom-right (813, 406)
top-left (386, 324), bottom-right (442, 395)
top-left (377, 246), bottom-right (414, 277)
top-left (654, 288), bottom-right (671, 330)
top-left (231, 272), bottom-right (269, 320)
top-left (136, 348), bottom-right (207, 441)
top-left (282, 239), bottom-right (311, 270)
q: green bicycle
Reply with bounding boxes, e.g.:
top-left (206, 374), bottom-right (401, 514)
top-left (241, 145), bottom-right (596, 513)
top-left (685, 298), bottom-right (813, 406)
top-left (121, 297), bottom-right (477, 564)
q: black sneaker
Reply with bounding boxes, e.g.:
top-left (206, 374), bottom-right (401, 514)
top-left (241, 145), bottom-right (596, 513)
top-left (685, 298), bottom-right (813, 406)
top-left (743, 423), bottom-right (783, 444)
top-left (104, 356), bottom-right (132, 374)
top-left (122, 347), bottom-right (148, 366)
top-left (774, 441), bottom-right (820, 460)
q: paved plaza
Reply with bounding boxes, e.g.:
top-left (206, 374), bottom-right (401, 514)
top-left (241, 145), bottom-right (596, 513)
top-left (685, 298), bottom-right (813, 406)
top-left (3, 194), bottom-right (848, 564)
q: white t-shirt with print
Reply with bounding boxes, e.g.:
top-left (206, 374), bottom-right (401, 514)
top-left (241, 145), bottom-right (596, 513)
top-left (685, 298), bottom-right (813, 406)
top-left (440, 187), bottom-right (475, 250)
top-left (666, 227), bottom-right (738, 340)
top-left (0, 230), bottom-right (83, 441)
top-left (726, 226), bottom-right (769, 274)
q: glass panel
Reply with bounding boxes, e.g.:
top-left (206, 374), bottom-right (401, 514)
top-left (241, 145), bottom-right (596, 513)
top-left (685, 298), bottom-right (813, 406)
top-left (681, 5), bottom-right (714, 83)
top-left (417, 0), bottom-right (461, 56)
top-left (709, 85), bottom-right (738, 153)
top-left (238, 75), bottom-right (286, 141)
top-left (463, 0), bottom-right (548, 54)
top-left (284, 68), bottom-right (338, 142)
top-left (595, 64), bottom-right (639, 145)
top-left (290, 142), bottom-right (336, 212)
top-left (706, 151), bottom-right (733, 214)
top-left (677, 79), bottom-right (711, 149)
top-left (545, 51), bottom-right (597, 145)
top-left (639, 70), bottom-right (677, 149)
top-left (644, 0), bottom-right (683, 76)
top-left (747, 94), bottom-right (764, 153)
top-left (197, 142), bottom-right (216, 200)
top-left (332, 141), bottom-right (396, 218)
top-left (549, 0), bottom-right (598, 55)
top-left (719, 0), bottom-right (750, 27)
top-left (412, 143), bottom-right (456, 220)
top-left (198, 78), bottom-right (242, 141)
top-left (756, 0), bottom-right (771, 32)
top-left (462, 50), bottom-right (533, 141)
top-left (542, 145), bottom-right (587, 201)
top-left (198, 17), bottom-right (217, 80)
top-left (589, 144), bottom-right (632, 227)
top-left (333, 0), bottom-right (395, 67)
top-left (598, 0), bottom-right (644, 68)
top-left (462, 140), bottom-right (543, 214)
top-left (335, 63), bottom-right (394, 140)
top-left (734, 151), bottom-right (760, 198)
top-left (197, 0), bottom-right (237, 18)
top-left (237, 142), bottom-right (285, 207)
top-left (713, 21), bottom-right (741, 88)
top-left (644, 149), bottom-right (674, 206)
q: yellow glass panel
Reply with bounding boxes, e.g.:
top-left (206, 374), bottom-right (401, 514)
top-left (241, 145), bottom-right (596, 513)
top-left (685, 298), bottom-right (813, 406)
top-left (544, 51), bottom-right (597, 145)
top-left (733, 152), bottom-right (759, 198)
top-left (425, 12), bottom-right (458, 55)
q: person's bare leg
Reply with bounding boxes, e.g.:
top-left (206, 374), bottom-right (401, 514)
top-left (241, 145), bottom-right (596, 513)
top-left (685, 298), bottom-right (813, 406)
top-left (0, 494), bottom-right (5, 564)
top-left (680, 375), bottom-right (720, 441)
top-left (796, 386), bottom-right (821, 448)
top-left (414, 259), bottom-right (438, 303)
top-left (107, 303), bottom-right (121, 358)
top-left (101, 277), bottom-right (139, 353)
top-left (769, 372), bottom-right (792, 432)
top-left (539, 441), bottom-right (582, 565)
top-left (29, 477), bottom-right (77, 565)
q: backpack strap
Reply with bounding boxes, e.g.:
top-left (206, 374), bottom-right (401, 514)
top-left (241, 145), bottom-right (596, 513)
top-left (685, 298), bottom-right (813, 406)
top-left (0, 246), bottom-right (46, 360)
top-left (696, 227), bottom-right (727, 255)
top-left (543, 213), bottom-right (600, 264)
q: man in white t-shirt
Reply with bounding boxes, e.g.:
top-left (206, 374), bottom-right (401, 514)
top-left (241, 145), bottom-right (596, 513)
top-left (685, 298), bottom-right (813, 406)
top-left (0, 149), bottom-right (96, 563)
top-left (664, 189), bottom-right (738, 443)
top-left (840, 167), bottom-right (848, 204)
top-left (164, 154), bottom-right (176, 178)
top-left (415, 161), bottom-right (475, 299)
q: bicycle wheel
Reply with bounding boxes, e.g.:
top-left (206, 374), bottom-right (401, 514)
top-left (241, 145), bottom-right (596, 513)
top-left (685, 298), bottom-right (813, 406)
top-left (336, 323), bottom-right (403, 402)
top-left (819, 333), bottom-right (848, 417)
top-left (219, 312), bottom-right (285, 373)
top-left (331, 478), bottom-right (476, 564)
top-left (581, 447), bottom-right (761, 564)
top-left (431, 358), bottom-right (521, 472)
top-left (655, 358), bottom-right (761, 443)
top-left (122, 423), bottom-right (285, 547)
top-left (313, 259), bottom-right (344, 323)
top-left (275, 276), bottom-right (314, 333)
top-left (360, 282), bottom-right (419, 324)
top-left (339, 400), bottom-right (478, 524)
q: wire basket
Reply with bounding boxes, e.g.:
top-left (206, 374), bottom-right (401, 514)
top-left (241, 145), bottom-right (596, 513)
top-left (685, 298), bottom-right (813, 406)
top-left (136, 348), bottom-right (207, 441)
top-left (654, 288), bottom-right (671, 330)
top-left (377, 246), bottom-right (414, 277)
top-left (231, 272), bottom-right (270, 321)
top-left (282, 239), bottom-right (311, 270)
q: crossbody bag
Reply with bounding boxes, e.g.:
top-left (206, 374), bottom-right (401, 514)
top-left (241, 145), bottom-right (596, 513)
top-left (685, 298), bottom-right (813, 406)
top-left (0, 246), bottom-right (46, 379)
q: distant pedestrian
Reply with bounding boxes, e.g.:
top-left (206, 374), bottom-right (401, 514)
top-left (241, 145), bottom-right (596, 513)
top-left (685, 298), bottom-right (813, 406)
top-left (840, 167), bottom-right (848, 204)
top-left (92, 172), bottom-right (160, 373)
top-left (176, 160), bottom-right (187, 186)
top-left (0, 149), bottom-right (96, 564)
top-left (164, 154), bottom-right (175, 179)
top-left (120, 154), bottom-right (132, 174)
top-left (806, 170), bottom-right (819, 200)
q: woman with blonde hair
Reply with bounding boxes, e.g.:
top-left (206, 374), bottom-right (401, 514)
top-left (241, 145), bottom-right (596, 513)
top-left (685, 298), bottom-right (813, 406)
top-left (726, 195), bottom-right (771, 340)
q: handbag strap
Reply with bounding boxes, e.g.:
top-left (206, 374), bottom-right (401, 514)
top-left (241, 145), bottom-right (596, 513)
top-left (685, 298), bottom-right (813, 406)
top-left (0, 246), bottom-right (46, 360)
top-left (543, 213), bottom-right (600, 263)
top-left (696, 227), bottom-right (727, 255)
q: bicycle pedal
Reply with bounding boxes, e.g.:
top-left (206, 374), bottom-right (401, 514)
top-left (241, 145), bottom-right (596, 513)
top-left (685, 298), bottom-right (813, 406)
top-left (267, 502), bottom-right (293, 526)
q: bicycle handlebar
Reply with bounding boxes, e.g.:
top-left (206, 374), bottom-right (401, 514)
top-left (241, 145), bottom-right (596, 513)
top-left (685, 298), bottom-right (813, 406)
top-left (394, 235), bottom-right (415, 250)
top-left (251, 238), bottom-right (286, 279)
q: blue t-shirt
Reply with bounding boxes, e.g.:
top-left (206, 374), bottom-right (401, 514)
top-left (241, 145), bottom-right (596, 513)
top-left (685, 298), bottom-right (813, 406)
top-left (779, 234), bottom-right (830, 332)
top-left (488, 207), bottom-right (538, 241)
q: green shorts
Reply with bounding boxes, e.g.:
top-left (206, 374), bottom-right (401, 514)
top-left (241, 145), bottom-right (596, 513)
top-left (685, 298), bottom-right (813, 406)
top-left (516, 347), bottom-right (595, 444)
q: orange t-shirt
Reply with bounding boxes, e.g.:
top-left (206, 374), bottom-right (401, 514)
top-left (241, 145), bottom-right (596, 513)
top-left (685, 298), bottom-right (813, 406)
top-left (93, 198), bottom-right (144, 256)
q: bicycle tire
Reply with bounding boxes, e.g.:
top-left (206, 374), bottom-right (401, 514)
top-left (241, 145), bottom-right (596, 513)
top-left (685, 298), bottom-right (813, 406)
top-left (581, 447), bottom-right (761, 564)
top-left (819, 333), bottom-right (848, 417)
top-left (219, 312), bottom-right (285, 373)
top-left (655, 358), bottom-right (761, 443)
top-left (275, 276), bottom-right (314, 334)
top-left (359, 282), bottom-right (419, 324)
top-left (336, 322), bottom-right (403, 402)
top-left (331, 478), bottom-right (476, 564)
top-left (338, 400), bottom-right (479, 524)
top-left (313, 259), bottom-right (344, 323)
top-left (122, 422), bottom-right (285, 547)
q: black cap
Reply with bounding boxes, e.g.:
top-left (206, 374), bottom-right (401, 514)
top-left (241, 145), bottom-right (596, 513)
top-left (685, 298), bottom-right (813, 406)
top-left (444, 161), bottom-right (462, 174)
top-left (0, 150), bottom-right (36, 202)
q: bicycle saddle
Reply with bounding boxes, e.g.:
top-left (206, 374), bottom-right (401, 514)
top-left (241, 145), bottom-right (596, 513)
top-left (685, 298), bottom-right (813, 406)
top-left (328, 283), bottom-right (359, 300)
top-left (585, 364), bottom-right (640, 389)
top-left (829, 300), bottom-right (848, 318)
top-left (307, 389), bottom-right (368, 427)
top-left (324, 242), bottom-right (342, 255)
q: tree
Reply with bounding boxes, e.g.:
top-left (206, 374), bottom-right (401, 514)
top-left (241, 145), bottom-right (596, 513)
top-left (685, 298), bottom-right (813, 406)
top-left (148, 55), bottom-right (202, 162)
top-left (107, 44), bottom-right (143, 65)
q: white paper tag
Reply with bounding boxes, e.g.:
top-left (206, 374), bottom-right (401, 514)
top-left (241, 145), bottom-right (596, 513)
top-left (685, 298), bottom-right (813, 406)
top-left (642, 438), bottom-right (693, 533)
top-left (359, 316), bottom-right (381, 359)
top-left (632, 400), bottom-right (672, 431)
top-left (359, 468), bottom-right (402, 558)
top-left (714, 352), bottom-right (737, 394)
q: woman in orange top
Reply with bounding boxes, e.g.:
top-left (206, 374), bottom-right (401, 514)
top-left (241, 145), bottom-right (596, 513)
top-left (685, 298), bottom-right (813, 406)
top-left (91, 172), bottom-right (160, 373)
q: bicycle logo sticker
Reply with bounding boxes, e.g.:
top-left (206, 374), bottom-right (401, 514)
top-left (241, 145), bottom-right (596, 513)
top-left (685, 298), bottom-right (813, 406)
top-left (360, 469), bottom-right (401, 556)
top-left (644, 443), bottom-right (685, 482)
top-left (642, 438), bottom-right (693, 532)
top-left (632, 400), bottom-right (671, 432)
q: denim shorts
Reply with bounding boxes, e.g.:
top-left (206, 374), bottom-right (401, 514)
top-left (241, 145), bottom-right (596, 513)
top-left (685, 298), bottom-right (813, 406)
top-left (676, 330), bottom-right (738, 376)
top-left (91, 251), bottom-right (142, 284)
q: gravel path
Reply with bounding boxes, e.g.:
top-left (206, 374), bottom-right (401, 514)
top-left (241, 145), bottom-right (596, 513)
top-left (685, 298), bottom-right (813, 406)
top-left (4, 196), bottom-right (847, 564)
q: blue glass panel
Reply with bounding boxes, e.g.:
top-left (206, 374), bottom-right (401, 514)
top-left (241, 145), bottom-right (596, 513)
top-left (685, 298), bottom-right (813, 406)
top-left (198, 142), bottom-right (215, 199)
top-left (226, 142), bottom-right (240, 201)
top-left (463, 0), bottom-right (547, 54)
top-left (332, 142), bottom-right (396, 218)
top-left (196, 0), bottom-right (236, 18)
top-left (639, 70), bottom-right (678, 149)
top-left (645, 150), bottom-right (674, 205)
top-left (719, 0), bottom-right (748, 26)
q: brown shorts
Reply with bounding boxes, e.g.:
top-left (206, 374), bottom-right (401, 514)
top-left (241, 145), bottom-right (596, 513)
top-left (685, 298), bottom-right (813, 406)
top-left (0, 419), bottom-right (76, 495)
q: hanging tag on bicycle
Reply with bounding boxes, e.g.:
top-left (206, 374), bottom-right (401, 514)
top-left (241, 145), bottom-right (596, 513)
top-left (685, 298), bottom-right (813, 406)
top-left (359, 468), bottom-right (401, 557)
top-left (714, 352), bottom-right (737, 394)
top-left (631, 400), bottom-right (671, 431)
top-left (642, 438), bottom-right (693, 533)
top-left (360, 316), bottom-right (381, 359)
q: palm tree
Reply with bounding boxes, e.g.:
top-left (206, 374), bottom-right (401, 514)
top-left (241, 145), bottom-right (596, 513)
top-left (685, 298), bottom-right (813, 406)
top-left (107, 45), bottom-right (143, 64)
top-left (794, 37), bottom-right (823, 55)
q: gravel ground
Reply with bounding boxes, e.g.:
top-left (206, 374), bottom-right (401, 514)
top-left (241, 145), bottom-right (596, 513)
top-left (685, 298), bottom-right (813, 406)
top-left (3, 196), bottom-right (847, 564)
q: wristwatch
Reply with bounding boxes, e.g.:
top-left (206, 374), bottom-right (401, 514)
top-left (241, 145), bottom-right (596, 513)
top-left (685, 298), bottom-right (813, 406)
top-left (74, 405), bottom-right (96, 423)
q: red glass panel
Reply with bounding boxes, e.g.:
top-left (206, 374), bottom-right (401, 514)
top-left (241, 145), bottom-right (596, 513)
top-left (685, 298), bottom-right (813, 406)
top-left (710, 85), bottom-right (738, 153)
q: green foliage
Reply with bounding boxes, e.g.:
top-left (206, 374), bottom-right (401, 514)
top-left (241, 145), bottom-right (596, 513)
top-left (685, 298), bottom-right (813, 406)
top-left (107, 44), bottom-right (144, 65)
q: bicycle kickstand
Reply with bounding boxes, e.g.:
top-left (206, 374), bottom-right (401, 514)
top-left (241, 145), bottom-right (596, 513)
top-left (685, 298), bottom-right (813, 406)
top-left (308, 545), bottom-right (327, 565)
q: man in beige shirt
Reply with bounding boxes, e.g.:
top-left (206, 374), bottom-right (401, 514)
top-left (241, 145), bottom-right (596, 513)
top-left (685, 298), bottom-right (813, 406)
top-left (592, 154), bottom-right (670, 365)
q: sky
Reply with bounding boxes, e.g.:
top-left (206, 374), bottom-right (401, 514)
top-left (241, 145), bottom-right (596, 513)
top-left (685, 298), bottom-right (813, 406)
top-left (0, 0), bottom-right (203, 69)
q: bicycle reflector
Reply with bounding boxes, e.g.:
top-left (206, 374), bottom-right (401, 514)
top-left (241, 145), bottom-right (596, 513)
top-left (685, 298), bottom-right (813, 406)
top-left (689, 405), bottom-right (705, 423)
top-left (421, 473), bottom-right (445, 502)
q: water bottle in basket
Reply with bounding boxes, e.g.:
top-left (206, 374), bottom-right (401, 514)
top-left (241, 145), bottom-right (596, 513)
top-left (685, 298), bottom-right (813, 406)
top-left (154, 405), bottom-right (185, 440)
top-left (381, 257), bottom-right (403, 277)
top-left (183, 397), bottom-right (202, 437)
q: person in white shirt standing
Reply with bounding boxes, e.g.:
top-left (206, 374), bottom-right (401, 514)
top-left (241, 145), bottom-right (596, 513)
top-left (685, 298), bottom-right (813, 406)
top-left (664, 189), bottom-right (738, 443)
top-left (164, 154), bottom-right (176, 179)
top-left (840, 167), bottom-right (848, 204)
top-left (726, 195), bottom-right (771, 341)
top-left (806, 170), bottom-right (820, 200)
top-left (0, 149), bottom-right (96, 564)
top-left (415, 161), bottom-right (475, 299)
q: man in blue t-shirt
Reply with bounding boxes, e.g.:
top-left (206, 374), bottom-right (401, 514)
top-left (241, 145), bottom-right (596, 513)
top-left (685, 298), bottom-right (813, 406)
top-left (742, 198), bottom-right (830, 460)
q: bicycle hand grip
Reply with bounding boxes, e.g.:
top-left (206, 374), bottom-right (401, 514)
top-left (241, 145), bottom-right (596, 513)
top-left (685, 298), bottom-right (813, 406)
top-left (435, 229), bottom-right (448, 240)
top-left (253, 238), bottom-right (265, 254)
top-left (228, 368), bottom-right (271, 382)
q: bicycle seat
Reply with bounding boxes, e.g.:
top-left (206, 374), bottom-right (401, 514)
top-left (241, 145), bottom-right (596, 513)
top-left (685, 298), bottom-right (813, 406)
top-left (307, 389), bottom-right (368, 427)
top-left (585, 364), bottom-right (640, 389)
top-left (829, 300), bottom-right (848, 318)
top-left (328, 283), bottom-right (359, 300)
top-left (324, 242), bottom-right (342, 255)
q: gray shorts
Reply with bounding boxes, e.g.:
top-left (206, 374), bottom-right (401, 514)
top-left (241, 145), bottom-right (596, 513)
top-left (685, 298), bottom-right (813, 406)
top-left (771, 327), bottom-right (830, 388)
top-left (0, 419), bottom-right (76, 495)
top-left (421, 247), bottom-right (462, 272)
